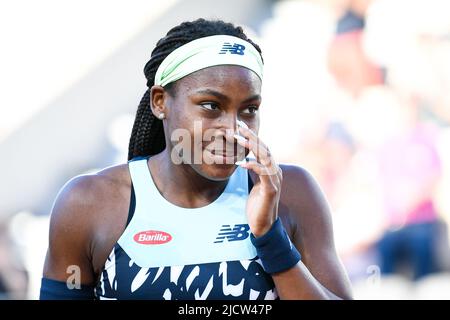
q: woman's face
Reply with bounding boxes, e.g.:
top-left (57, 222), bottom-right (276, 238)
top-left (155, 65), bottom-right (262, 181)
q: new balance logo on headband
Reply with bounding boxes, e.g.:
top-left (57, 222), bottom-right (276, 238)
top-left (219, 42), bottom-right (246, 55)
top-left (214, 224), bottom-right (250, 243)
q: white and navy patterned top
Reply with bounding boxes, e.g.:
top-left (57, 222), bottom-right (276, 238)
top-left (94, 156), bottom-right (278, 300)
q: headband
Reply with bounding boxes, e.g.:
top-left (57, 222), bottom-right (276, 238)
top-left (154, 35), bottom-right (263, 87)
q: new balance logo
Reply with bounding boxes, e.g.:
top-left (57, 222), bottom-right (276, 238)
top-left (214, 224), bottom-right (250, 243)
top-left (219, 42), bottom-right (246, 55)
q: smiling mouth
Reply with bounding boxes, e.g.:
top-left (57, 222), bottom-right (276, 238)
top-left (204, 141), bottom-right (239, 156)
top-left (203, 139), bottom-right (246, 163)
top-left (209, 150), bottom-right (236, 157)
top-left (204, 149), bottom-right (245, 165)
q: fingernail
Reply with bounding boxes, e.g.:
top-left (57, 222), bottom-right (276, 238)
top-left (225, 129), bottom-right (235, 140)
top-left (233, 134), bottom-right (247, 143)
top-left (237, 120), bottom-right (249, 129)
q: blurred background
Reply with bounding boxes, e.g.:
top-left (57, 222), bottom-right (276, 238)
top-left (0, 0), bottom-right (449, 299)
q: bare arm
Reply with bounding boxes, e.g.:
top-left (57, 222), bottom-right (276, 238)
top-left (273, 165), bottom-right (353, 300)
top-left (42, 175), bottom-right (99, 287)
top-left (235, 121), bottom-right (352, 300)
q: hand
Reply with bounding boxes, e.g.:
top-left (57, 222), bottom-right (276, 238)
top-left (233, 121), bottom-right (283, 237)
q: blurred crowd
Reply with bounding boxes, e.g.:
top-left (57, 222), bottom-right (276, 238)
top-left (258, 0), bottom-right (450, 298)
top-left (1, 0), bottom-right (449, 299)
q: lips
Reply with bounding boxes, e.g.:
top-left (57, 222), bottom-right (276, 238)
top-left (203, 138), bottom-right (245, 164)
top-left (204, 149), bottom-right (242, 165)
top-left (205, 142), bottom-right (240, 156)
top-left (209, 149), bottom-right (236, 157)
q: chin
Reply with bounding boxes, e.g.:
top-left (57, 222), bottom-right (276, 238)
top-left (191, 163), bottom-right (237, 181)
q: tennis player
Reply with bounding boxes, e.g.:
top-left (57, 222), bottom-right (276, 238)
top-left (40, 18), bottom-right (353, 300)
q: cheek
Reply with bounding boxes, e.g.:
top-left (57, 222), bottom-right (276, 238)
top-left (175, 117), bottom-right (215, 151)
top-left (166, 103), bottom-right (194, 132)
top-left (247, 116), bottom-right (260, 134)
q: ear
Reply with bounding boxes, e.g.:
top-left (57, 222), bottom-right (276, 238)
top-left (150, 85), bottom-right (170, 119)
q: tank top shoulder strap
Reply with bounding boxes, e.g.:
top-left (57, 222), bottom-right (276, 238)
top-left (248, 171), bottom-right (254, 192)
top-left (125, 156), bottom-right (150, 227)
top-left (125, 183), bottom-right (135, 227)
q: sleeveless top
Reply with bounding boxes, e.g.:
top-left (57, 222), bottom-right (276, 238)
top-left (94, 156), bottom-right (278, 300)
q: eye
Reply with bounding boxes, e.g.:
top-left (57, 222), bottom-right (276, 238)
top-left (241, 106), bottom-right (259, 114)
top-left (200, 102), bottom-right (220, 111)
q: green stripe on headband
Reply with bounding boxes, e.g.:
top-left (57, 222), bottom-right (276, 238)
top-left (154, 35), bottom-right (264, 87)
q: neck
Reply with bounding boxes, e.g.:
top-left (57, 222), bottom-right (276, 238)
top-left (147, 149), bottom-right (229, 208)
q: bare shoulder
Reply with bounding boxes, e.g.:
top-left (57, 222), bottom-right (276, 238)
top-left (247, 163), bottom-right (329, 240)
top-left (44, 162), bottom-right (132, 283)
top-left (278, 163), bottom-right (333, 247)
top-left (278, 164), bottom-right (329, 212)
top-left (50, 163), bottom-right (131, 229)
top-left (278, 164), bottom-right (353, 299)
top-left (279, 163), bottom-right (318, 197)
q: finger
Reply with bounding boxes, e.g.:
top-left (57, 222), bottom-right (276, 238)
top-left (234, 136), bottom-right (278, 176)
top-left (234, 126), bottom-right (272, 167)
top-left (239, 160), bottom-right (280, 187)
top-left (233, 135), bottom-right (274, 171)
top-left (233, 133), bottom-right (250, 150)
top-left (235, 120), bottom-right (280, 174)
top-left (242, 162), bottom-right (281, 195)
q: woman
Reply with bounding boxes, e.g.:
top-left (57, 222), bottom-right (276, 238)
top-left (40, 18), bottom-right (352, 300)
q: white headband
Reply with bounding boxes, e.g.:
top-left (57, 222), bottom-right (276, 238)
top-left (154, 35), bottom-right (263, 87)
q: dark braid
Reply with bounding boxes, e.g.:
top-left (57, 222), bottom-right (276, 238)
top-left (127, 18), bottom-right (263, 160)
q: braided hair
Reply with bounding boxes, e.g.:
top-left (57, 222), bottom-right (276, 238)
top-left (127, 18), bottom-right (263, 160)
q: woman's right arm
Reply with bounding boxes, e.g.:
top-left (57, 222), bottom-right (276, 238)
top-left (40, 175), bottom-right (99, 300)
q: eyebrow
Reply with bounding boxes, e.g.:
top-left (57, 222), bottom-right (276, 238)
top-left (194, 89), bottom-right (261, 103)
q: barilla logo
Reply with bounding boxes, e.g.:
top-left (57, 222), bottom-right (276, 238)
top-left (134, 230), bottom-right (172, 245)
top-left (219, 42), bottom-right (246, 55)
top-left (214, 224), bottom-right (250, 243)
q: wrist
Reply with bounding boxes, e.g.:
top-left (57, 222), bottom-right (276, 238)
top-left (250, 218), bottom-right (276, 238)
top-left (250, 217), bottom-right (301, 274)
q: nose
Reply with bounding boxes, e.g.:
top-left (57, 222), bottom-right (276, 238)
top-left (221, 115), bottom-right (237, 144)
top-left (214, 114), bottom-right (237, 137)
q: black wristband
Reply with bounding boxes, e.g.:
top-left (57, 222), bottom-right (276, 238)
top-left (250, 217), bottom-right (301, 274)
